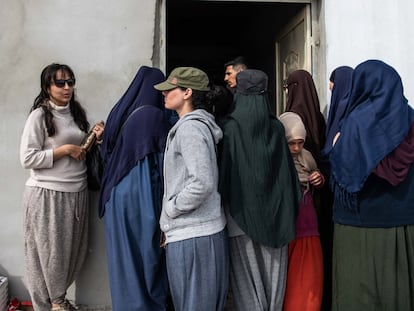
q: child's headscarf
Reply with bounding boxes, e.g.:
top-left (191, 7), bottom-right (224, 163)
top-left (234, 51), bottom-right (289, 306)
top-left (279, 112), bottom-right (317, 189)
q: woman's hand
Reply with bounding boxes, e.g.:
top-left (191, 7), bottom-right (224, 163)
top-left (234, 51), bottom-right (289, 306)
top-left (67, 145), bottom-right (87, 161)
top-left (333, 132), bottom-right (340, 146)
top-left (92, 121), bottom-right (105, 142)
top-left (54, 144), bottom-right (86, 161)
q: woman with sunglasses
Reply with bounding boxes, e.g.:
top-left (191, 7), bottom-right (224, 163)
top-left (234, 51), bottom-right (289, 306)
top-left (19, 63), bottom-right (104, 311)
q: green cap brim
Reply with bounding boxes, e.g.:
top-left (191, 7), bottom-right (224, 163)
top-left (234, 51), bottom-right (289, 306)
top-left (154, 81), bottom-right (178, 91)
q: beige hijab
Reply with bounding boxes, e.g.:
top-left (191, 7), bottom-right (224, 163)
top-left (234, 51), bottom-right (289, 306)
top-left (279, 112), bottom-right (317, 188)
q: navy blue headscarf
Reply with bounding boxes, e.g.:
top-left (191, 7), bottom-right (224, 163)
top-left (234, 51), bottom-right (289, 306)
top-left (330, 60), bottom-right (414, 208)
top-left (321, 66), bottom-right (353, 158)
top-left (99, 66), bottom-right (171, 217)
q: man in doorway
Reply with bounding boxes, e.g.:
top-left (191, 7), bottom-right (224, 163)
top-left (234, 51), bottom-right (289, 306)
top-left (224, 56), bottom-right (248, 92)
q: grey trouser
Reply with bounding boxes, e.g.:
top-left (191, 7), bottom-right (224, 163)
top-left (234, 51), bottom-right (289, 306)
top-left (24, 186), bottom-right (88, 311)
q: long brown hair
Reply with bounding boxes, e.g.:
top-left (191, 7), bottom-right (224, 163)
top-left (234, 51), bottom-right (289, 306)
top-left (31, 63), bottom-right (89, 136)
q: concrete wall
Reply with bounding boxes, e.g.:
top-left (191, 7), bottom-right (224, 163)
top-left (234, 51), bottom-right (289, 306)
top-left (1, 0), bottom-right (413, 308)
top-left (0, 0), bottom-right (160, 308)
top-left (324, 0), bottom-right (414, 109)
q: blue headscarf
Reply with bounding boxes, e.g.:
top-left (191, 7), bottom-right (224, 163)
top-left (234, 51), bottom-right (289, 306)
top-left (330, 60), bottom-right (414, 209)
top-left (99, 66), bottom-right (171, 217)
top-left (321, 66), bottom-right (353, 158)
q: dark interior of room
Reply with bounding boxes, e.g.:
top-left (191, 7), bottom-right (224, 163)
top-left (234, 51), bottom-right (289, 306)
top-left (166, 0), bottom-right (305, 107)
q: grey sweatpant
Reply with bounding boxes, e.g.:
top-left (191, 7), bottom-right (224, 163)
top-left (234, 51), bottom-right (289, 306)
top-left (166, 229), bottom-right (229, 311)
top-left (23, 186), bottom-right (89, 311)
top-left (228, 234), bottom-right (288, 311)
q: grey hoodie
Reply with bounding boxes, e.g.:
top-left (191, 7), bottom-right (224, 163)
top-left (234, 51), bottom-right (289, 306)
top-left (160, 109), bottom-right (226, 244)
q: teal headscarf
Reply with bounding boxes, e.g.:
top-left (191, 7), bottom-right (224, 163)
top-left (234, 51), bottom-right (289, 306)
top-left (219, 69), bottom-right (301, 248)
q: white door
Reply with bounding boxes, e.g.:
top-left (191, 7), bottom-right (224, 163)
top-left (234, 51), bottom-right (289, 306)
top-left (275, 5), bottom-right (312, 115)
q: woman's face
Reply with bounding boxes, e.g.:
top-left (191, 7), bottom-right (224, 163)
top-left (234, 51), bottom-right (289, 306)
top-left (162, 87), bottom-right (191, 116)
top-left (48, 70), bottom-right (75, 106)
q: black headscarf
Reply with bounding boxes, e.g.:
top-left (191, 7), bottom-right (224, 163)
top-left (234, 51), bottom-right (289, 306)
top-left (285, 70), bottom-right (326, 165)
top-left (219, 69), bottom-right (301, 248)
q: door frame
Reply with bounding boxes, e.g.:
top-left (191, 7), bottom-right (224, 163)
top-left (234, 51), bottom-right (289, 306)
top-left (275, 5), bottom-right (312, 115)
top-left (157, 0), bottom-right (326, 115)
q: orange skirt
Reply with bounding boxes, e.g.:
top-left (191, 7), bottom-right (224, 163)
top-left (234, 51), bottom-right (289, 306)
top-left (283, 236), bottom-right (323, 311)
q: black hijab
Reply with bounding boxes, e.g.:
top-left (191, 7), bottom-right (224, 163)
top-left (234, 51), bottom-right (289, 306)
top-left (285, 69), bottom-right (326, 165)
top-left (219, 69), bottom-right (301, 248)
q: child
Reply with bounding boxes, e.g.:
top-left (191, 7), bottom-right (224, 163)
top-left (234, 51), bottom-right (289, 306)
top-left (279, 111), bottom-right (324, 311)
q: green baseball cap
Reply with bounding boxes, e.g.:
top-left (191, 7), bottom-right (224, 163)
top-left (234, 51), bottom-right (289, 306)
top-left (154, 67), bottom-right (210, 91)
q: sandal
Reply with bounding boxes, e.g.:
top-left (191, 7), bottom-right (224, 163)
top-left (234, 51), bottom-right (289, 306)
top-left (51, 299), bottom-right (78, 311)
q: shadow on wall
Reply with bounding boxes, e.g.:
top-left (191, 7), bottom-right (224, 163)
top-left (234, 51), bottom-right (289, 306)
top-left (74, 191), bottom-right (112, 310)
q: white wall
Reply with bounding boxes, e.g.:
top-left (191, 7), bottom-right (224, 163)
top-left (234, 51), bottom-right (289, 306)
top-left (0, 0), bottom-right (160, 308)
top-left (324, 0), bottom-right (414, 109)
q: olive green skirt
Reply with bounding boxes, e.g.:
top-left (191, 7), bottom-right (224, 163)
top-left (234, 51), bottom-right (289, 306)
top-left (332, 224), bottom-right (414, 311)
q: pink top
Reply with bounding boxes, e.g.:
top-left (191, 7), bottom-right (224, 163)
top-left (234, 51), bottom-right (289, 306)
top-left (295, 185), bottom-right (322, 238)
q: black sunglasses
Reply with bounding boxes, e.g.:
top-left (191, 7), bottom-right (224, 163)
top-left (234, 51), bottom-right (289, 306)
top-left (53, 78), bottom-right (76, 88)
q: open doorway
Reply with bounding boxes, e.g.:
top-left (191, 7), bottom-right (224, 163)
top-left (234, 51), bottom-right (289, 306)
top-left (165, 0), bottom-right (310, 112)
